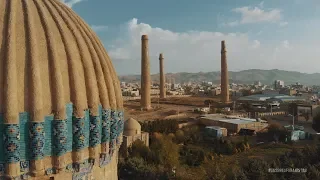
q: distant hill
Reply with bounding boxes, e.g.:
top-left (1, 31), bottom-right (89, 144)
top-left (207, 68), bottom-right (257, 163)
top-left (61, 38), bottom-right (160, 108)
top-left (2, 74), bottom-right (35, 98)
top-left (119, 69), bottom-right (320, 85)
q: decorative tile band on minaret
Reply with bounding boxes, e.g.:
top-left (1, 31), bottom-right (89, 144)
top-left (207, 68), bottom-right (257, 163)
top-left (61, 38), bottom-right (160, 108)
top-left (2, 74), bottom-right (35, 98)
top-left (221, 40), bottom-right (230, 103)
top-left (159, 53), bottom-right (166, 99)
top-left (141, 35), bottom-right (152, 110)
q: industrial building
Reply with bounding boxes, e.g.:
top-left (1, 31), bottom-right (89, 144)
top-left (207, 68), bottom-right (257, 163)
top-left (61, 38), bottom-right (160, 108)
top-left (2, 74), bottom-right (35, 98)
top-left (199, 114), bottom-right (268, 134)
top-left (237, 94), bottom-right (306, 103)
top-left (204, 126), bottom-right (227, 138)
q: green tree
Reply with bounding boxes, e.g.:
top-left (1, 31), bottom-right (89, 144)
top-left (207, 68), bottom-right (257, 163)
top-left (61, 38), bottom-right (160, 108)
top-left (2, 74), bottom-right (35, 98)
top-left (307, 164), bottom-right (320, 179)
top-left (128, 140), bottom-right (151, 161)
top-left (211, 165), bottom-right (226, 180)
top-left (175, 130), bottom-right (185, 143)
top-left (243, 159), bottom-right (269, 180)
top-left (150, 135), bottom-right (180, 169)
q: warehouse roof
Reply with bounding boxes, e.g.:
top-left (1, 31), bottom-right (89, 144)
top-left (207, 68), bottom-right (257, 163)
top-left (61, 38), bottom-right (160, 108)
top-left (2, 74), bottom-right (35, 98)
top-left (200, 114), bottom-right (258, 125)
top-left (237, 94), bottom-right (305, 102)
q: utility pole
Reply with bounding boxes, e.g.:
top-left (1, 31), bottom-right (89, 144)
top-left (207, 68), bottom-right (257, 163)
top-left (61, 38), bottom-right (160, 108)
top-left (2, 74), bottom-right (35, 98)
top-left (177, 105), bottom-right (180, 120)
top-left (158, 94), bottom-right (160, 108)
top-left (233, 101), bottom-right (236, 114)
top-left (292, 107), bottom-right (295, 130)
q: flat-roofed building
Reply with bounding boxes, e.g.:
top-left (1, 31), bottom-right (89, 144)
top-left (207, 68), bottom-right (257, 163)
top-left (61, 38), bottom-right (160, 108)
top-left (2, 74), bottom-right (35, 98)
top-left (199, 114), bottom-right (268, 133)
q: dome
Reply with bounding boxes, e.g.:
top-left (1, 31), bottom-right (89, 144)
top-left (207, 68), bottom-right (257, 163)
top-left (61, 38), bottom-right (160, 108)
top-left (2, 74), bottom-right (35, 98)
top-left (124, 118), bottom-right (141, 136)
top-left (0, 0), bottom-right (123, 179)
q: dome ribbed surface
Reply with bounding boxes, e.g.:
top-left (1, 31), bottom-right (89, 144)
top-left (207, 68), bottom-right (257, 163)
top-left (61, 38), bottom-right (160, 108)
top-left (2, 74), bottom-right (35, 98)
top-left (124, 118), bottom-right (141, 136)
top-left (0, 0), bottom-right (123, 122)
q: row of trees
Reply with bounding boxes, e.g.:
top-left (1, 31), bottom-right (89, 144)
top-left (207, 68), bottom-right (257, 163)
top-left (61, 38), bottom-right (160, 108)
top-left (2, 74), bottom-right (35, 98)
top-left (119, 134), bottom-right (180, 179)
top-left (140, 119), bottom-right (179, 134)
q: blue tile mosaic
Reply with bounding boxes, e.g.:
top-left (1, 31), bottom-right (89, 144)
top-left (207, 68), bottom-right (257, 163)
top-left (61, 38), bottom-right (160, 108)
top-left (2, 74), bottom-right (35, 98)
top-left (98, 105), bottom-right (103, 124)
top-left (72, 110), bottom-right (89, 151)
top-left (110, 110), bottom-right (118, 151)
top-left (0, 103), bottom-right (124, 178)
top-left (44, 116), bottom-right (54, 156)
top-left (20, 161), bottom-right (30, 173)
top-left (29, 122), bottom-right (45, 160)
top-left (73, 117), bottom-right (86, 151)
top-left (66, 103), bottom-right (74, 152)
top-left (84, 110), bottom-right (90, 147)
top-left (4, 124), bottom-right (20, 163)
top-left (45, 167), bottom-right (56, 175)
top-left (19, 113), bottom-right (30, 160)
top-left (89, 116), bottom-right (101, 147)
top-left (66, 163), bottom-right (74, 173)
top-left (116, 111), bottom-right (124, 145)
top-left (101, 109), bottom-right (111, 143)
top-left (0, 115), bottom-right (4, 162)
top-left (53, 120), bottom-right (68, 156)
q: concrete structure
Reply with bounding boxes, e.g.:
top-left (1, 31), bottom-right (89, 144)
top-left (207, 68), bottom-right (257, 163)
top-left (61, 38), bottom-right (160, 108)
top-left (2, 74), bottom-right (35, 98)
top-left (141, 35), bottom-right (152, 110)
top-left (204, 126), bottom-right (228, 138)
top-left (150, 88), bottom-right (160, 95)
top-left (262, 89), bottom-right (280, 95)
top-left (122, 88), bottom-right (139, 97)
top-left (221, 41), bottom-right (230, 103)
top-left (254, 81), bottom-right (262, 86)
top-left (159, 53), bottom-right (166, 99)
top-left (199, 114), bottom-right (268, 133)
top-left (274, 80), bottom-right (285, 90)
top-left (122, 118), bottom-right (149, 149)
top-left (237, 94), bottom-right (306, 103)
top-left (0, 1), bottom-right (124, 179)
top-left (279, 88), bottom-right (297, 96)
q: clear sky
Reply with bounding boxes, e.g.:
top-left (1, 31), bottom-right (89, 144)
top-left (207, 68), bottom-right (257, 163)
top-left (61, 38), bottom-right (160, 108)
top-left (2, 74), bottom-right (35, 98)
top-left (61, 0), bottom-right (320, 75)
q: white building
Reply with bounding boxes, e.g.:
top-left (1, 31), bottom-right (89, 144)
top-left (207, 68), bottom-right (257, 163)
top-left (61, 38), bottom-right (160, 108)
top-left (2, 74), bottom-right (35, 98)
top-left (274, 80), bottom-right (285, 89)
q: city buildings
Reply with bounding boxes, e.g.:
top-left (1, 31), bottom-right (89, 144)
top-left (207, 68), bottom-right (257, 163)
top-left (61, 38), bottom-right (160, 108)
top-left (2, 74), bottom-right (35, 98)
top-left (199, 114), bottom-right (268, 133)
top-left (274, 80), bottom-right (285, 89)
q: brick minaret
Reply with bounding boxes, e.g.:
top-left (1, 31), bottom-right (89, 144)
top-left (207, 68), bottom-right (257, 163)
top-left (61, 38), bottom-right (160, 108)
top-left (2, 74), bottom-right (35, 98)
top-left (141, 35), bottom-right (151, 110)
top-left (159, 53), bottom-right (166, 99)
top-left (221, 40), bottom-right (230, 103)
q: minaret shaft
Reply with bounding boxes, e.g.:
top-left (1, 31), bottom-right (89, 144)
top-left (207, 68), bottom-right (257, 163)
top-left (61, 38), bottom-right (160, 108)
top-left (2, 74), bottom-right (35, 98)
top-left (159, 53), bottom-right (166, 99)
top-left (141, 35), bottom-right (151, 110)
top-left (221, 40), bottom-right (230, 103)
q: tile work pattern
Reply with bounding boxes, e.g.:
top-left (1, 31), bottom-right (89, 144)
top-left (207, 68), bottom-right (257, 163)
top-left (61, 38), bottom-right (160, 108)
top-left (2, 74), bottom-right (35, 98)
top-left (89, 116), bottom-right (101, 147)
top-left (30, 122), bottom-right (45, 160)
top-left (73, 116), bottom-right (89, 151)
top-left (53, 120), bottom-right (68, 156)
top-left (110, 110), bottom-right (118, 152)
top-left (4, 124), bottom-right (20, 163)
top-left (0, 103), bottom-right (124, 178)
top-left (101, 109), bottom-right (111, 143)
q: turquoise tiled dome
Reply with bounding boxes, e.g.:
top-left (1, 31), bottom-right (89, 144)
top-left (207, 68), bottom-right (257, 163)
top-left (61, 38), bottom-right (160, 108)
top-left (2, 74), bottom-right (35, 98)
top-left (0, 0), bottom-right (124, 179)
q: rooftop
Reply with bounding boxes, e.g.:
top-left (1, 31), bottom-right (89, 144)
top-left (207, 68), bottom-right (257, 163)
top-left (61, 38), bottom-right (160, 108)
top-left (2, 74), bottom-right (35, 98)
top-left (205, 126), bottom-right (227, 130)
top-left (237, 94), bottom-right (305, 102)
top-left (200, 114), bottom-right (259, 125)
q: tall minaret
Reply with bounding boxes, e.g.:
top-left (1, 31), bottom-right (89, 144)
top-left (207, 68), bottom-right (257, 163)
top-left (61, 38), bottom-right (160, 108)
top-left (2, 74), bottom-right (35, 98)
top-left (159, 53), bottom-right (166, 99)
top-left (221, 40), bottom-right (230, 103)
top-left (140, 35), bottom-right (151, 110)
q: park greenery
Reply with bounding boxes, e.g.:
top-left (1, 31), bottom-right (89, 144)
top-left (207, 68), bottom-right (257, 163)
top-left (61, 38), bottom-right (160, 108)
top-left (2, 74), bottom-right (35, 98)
top-left (118, 119), bottom-right (320, 180)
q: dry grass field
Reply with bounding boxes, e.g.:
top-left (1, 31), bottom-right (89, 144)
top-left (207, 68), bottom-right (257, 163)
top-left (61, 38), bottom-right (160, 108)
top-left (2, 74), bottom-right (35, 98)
top-left (123, 100), bottom-right (199, 121)
top-left (151, 96), bottom-right (221, 106)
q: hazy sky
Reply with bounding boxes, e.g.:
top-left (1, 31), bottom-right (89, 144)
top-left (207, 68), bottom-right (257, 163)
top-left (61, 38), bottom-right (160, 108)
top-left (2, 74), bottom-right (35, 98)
top-left (62, 0), bottom-right (320, 75)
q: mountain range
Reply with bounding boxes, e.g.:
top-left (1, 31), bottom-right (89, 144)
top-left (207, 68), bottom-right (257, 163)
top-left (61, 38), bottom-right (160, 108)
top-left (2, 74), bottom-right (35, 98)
top-left (118, 69), bottom-right (320, 86)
